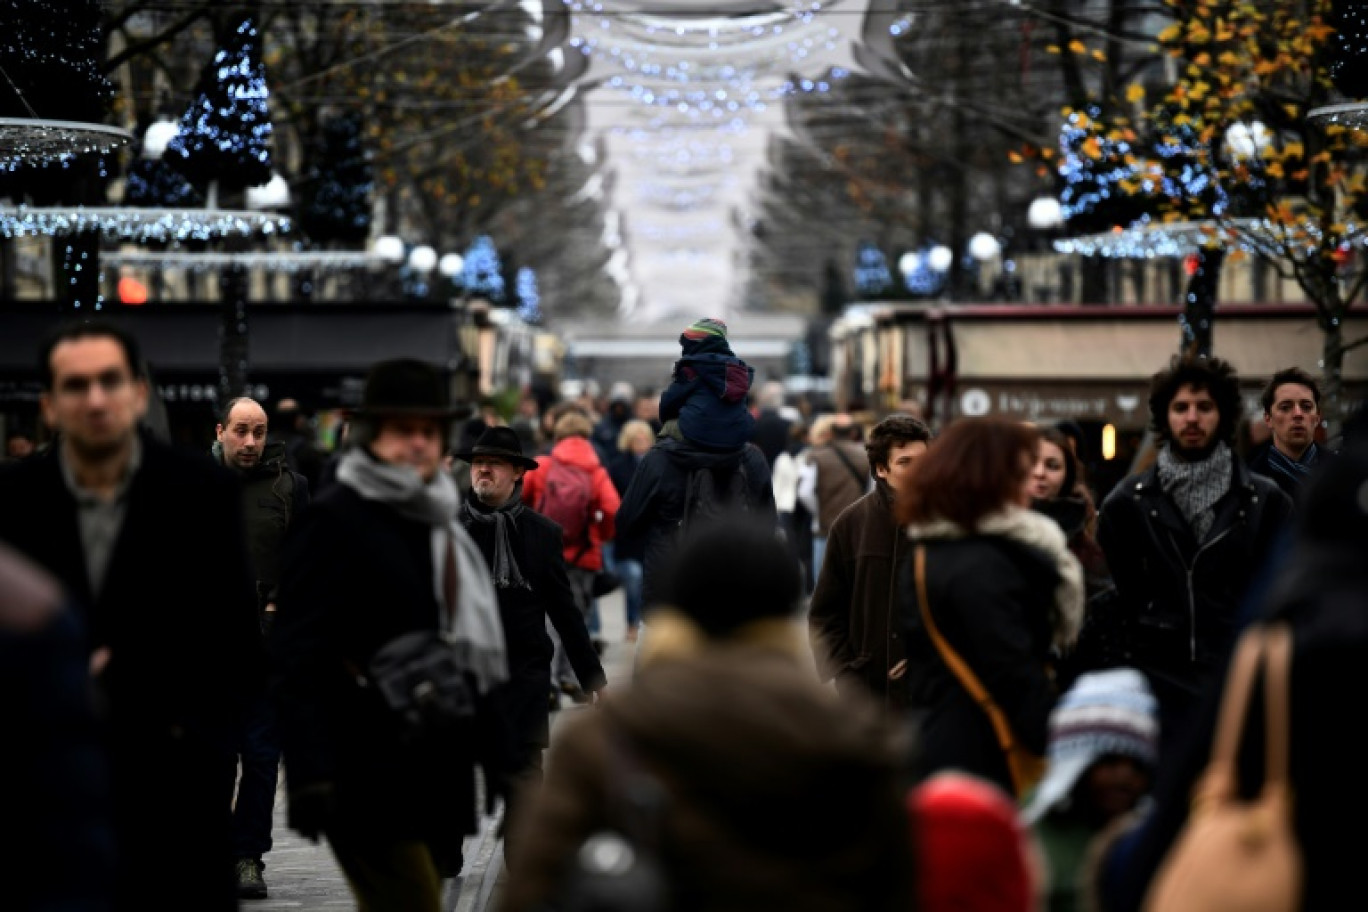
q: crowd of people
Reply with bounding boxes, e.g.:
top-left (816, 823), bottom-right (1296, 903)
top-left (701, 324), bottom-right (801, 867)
top-left (2, 312), bottom-right (1362, 912)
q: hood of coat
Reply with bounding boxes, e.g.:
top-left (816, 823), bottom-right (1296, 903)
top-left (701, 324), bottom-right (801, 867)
top-left (606, 642), bottom-right (905, 822)
top-left (548, 435), bottom-right (603, 471)
top-left (906, 506), bottom-right (1085, 651)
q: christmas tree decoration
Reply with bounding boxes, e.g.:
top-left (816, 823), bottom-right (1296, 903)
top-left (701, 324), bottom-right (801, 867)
top-left (299, 113), bottom-right (373, 245)
top-left (123, 158), bottom-right (204, 208)
top-left (463, 235), bottom-right (506, 302)
top-left (164, 17), bottom-right (274, 195)
top-left (1331, 0), bottom-right (1368, 99)
top-left (516, 266), bottom-right (542, 323)
top-left (1057, 106), bottom-right (1151, 234)
top-left (853, 241), bottom-right (893, 298)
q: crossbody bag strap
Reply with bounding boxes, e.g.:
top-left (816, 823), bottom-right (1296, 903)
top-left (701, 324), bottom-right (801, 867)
top-left (914, 544), bottom-right (1019, 756)
top-left (828, 442), bottom-right (868, 489)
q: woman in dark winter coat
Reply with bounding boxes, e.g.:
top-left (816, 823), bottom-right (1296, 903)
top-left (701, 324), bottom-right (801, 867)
top-left (898, 418), bottom-right (1084, 800)
top-left (501, 519), bottom-right (914, 912)
top-left (1029, 427), bottom-right (1111, 597)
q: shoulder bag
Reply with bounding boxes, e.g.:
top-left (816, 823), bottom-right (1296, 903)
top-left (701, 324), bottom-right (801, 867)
top-left (1142, 624), bottom-right (1300, 912)
top-left (913, 544), bottom-right (1046, 800)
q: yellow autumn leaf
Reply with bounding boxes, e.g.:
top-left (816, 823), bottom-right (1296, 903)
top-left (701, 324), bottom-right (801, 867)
top-left (1126, 83), bottom-right (1146, 103)
top-left (1046, 44), bottom-right (1061, 54)
top-left (1069, 39), bottom-right (1087, 54)
top-left (1158, 24), bottom-right (1182, 43)
top-left (1008, 150), bottom-right (1024, 163)
top-left (1267, 162), bottom-right (1285, 179)
top-left (1282, 141), bottom-right (1305, 159)
top-left (1092, 49), bottom-right (1107, 62)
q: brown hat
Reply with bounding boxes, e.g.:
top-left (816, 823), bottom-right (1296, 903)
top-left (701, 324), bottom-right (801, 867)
top-left (349, 358), bottom-right (470, 419)
top-left (452, 425), bottom-right (539, 471)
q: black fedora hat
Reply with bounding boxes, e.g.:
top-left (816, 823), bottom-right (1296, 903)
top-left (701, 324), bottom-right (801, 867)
top-left (452, 425), bottom-right (539, 471)
top-left (349, 358), bottom-right (471, 419)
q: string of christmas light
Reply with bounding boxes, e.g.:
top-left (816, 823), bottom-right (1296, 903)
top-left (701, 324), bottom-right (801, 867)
top-left (0, 118), bottom-right (131, 164)
top-left (102, 250), bottom-right (382, 273)
top-left (0, 206), bottom-right (291, 241)
top-left (516, 266), bottom-right (542, 323)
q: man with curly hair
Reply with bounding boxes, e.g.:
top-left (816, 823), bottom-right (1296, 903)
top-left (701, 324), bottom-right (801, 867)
top-left (1097, 355), bottom-right (1292, 739)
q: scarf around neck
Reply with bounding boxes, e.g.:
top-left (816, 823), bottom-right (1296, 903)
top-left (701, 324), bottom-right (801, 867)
top-left (1157, 441), bottom-right (1232, 543)
top-left (460, 488), bottom-right (532, 591)
top-left (1265, 441), bottom-right (1318, 488)
top-left (905, 506), bottom-right (1086, 652)
top-left (336, 448), bottom-right (508, 692)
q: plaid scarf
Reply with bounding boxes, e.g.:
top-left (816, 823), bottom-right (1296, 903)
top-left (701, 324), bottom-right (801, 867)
top-left (1157, 442), bottom-right (1232, 543)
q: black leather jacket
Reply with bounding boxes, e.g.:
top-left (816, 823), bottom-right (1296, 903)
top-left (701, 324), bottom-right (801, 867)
top-left (1096, 456), bottom-right (1292, 702)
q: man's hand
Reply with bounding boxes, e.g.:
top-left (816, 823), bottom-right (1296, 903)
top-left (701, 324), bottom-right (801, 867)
top-left (591, 685), bottom-right (608, 707)
top-left (287, 782), bottom-right (338, 843)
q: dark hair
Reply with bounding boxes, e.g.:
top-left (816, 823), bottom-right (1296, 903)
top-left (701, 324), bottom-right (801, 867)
top-left (657, 515), bottom-right (802, 636)
top-left (39, 319), bottom-right (144, 390)
top-left (1036, 427), bottom-right (1079, 498)
top-left (865, 414), bottom-right (933, 479)
top-left (1147, 355), bottom-right (1242, 445)
top-left (1260, 367), bottom-right (1321, 414)
top-left (897, 418), bottom-right (1040, 528)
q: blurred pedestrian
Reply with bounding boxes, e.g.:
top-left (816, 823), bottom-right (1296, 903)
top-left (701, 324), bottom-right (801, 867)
top-left (591, 381), bottom-right (635, 465)
top-left (501, 517), bottom-right (913, 912)
top-left (455, 425), bottom-right (607, 868)
top-left (0, 319), bottom-right (259, 910)
top-left (750, 379), bottom-right (793, 468)
top-left (5, 427), bottom-right (35, 461)
top-left (605, 419), bottom-right (655, 642)
top-left (1023, 669), bottom-right (1158, 912)
top-left (1029, 426), bottom-right (1110, 598)
top-left (798, 413), bottom-right (871, 581)
top-left (809, 413), bottom-right (931, 710)
top-left (273, 398), bottom-right (326, 493)
top-left (213, 396), bottom-right (312, 899)
top-left (899, 417), bottom-right (1085, 800)
top-left (657, 317), bottom-right (756, 451)
top-left (273, 358), bottom-right (505, 910)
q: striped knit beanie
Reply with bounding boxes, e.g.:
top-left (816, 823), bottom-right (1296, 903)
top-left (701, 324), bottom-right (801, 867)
top-left (679, 317), bottom-right (734, 356)
top-left (1022, 668), bottom-right (1159, 823)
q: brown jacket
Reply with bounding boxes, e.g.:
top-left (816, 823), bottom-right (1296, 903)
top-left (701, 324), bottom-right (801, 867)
top-left (501, 642), bottom-right (914, 912)
top-left (812, 441), bottom-right (870, 534)
top-left (808, 485), bottom-right (907, 709)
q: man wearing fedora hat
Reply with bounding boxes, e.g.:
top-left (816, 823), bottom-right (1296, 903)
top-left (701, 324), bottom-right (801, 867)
top-left (454, 424), bottom-right (607, 869)
top-left (273, 358), bottom-right (505, 911)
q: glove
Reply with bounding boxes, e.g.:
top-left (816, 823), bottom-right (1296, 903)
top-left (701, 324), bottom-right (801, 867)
top-left (287, 782), bottom-right (338, 842)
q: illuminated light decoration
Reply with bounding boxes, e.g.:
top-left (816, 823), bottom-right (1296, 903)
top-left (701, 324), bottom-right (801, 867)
top-left (245, 173), bottom-right (291, 211)
top-left (902, 245), bottom-right (946, 296)
top-left (439, 253), bottom-right (464, 278)
top-left (164, 17), bottom-right (274, 194)
top-left (408, 245), bottom-right (438, 273)
top-left (373, 235), bottom-right (405, 265)
top-left (1306, 101), bottom-right (1368, 129)
top-left (101, 249), bottom-right (383, 273)
top-left (1049, 218), bottom-right (1365, 260)
top-left (853, 241), bottom-right (893, 297)
top-left (122, 158), bottom-right (204, 208)
top-left (117, 276), bottom-right (148, 304)
top-left (0, 206), bottom-right (290, 241)
top-left (516, 266), bottom-right (542, 323)
top-left (968, 232), bottom-right (1001, 262)
top-left (1331, 0), bottom-right (1368, 100)
top-left (1028, 196), bottom-right (1064, 230)
top-left (1057, 105), bottom-right (1152, 234)
top-left (0, 118), bottom-right (130, 164)
top-left (299, 112), bottom-right (373, 245)
top-left (463, 235), bottom-right (506, 302)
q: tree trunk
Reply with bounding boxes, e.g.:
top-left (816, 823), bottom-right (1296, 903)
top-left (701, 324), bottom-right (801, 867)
top-left (218, 267), bottom-right (249, 405)
top-left (1321, 315), bottom-right (1349, 444)
top-left (1180, 248), bottom-right (1223, 358)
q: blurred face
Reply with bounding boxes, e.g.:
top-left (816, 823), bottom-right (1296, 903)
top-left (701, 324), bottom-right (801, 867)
top-left (1015, 446), bottom-right (1038, 507)
top-left (6, 436), bottom-right (33, 459)
top-left (1167, 384), bottom-right (1221, 460)
top-left (1029, 440), bottom-right (1069, 500)
top-left (1078, 756), bottom-right (1151, 823)
top-left (629, 428), bottom-right (654, 455)
top-left (41, 336), bottom-right (148, 462)
top-left (216, 401), bottom-right (268, 470)
top-left (470, 455), bottom-right (523, 507)
top-left (370, 416), bottom-right (445, 481)
top-left (875, 439), bottom-right (928, 493)
top-left (1264, 382), bottom-right (1318, 459)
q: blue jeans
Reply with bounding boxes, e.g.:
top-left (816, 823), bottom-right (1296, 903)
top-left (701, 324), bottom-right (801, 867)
top-left (812, 535), bottom-right (829, 587)
top-left (232, 693), bottom-right (280, 862)
top-left (604, 542), bottom-right (644, 628)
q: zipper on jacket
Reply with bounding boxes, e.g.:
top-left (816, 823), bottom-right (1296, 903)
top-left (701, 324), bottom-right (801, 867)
top-left (1168, 526), bottom-right (1234, 662)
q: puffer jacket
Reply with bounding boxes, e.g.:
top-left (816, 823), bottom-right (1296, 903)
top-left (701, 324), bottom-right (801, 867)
top-left (521, 436), bottom-right (619, 571)
top-left (1096, 457), bottom-right (1291, 708)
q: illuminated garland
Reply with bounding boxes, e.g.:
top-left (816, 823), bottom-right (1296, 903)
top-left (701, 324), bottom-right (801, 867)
top-left (102, 249), bottom-right (380, 273)
top-left (0, 206), bottom-right (291, 241)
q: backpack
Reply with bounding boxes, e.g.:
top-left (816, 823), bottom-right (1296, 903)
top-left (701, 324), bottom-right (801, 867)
top-left (678, 459), bottom-right (751, 535)
top-left (536, 458), bottom-right (595, 547)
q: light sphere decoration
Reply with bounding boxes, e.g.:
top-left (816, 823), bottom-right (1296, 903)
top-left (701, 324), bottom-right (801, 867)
top-left (439, 253), bottom-right (464, 278)
top-left (927, 245), bottom-right (953, 273)
top-left (373, 234), bottom-right (405, 264)
top-left (408, 244), bottom-right (438, 273)
top-left (968, 232), bottom-right (1001, 262)
top-left (141, 119), bottom-right (180, 160)
top-left (898, 251), bottom-right (921, 275)
top-left (1027, 196), bottom-right (1063, 230)
top-left (1224, 121), bottom-right (1271, 160)
top-left (245, 173), bottom-right (291, 211)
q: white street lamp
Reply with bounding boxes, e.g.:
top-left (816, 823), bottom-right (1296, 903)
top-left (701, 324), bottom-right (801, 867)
top-left (245, 173), bottom-right (291, 211)
top-left (928, 245), bottom-right (953, 273)
top-left (1027, 196), bottom-right (1064, 230)
top-left (968, 232), bottom-right (1001, 262)
top-left (1225, 121), bottom-right (1272, 160)
top-left (141, 118), bottom-right (179, 160)
top-left (898, 251), bottom-right (921, 275)
top-left (439, 252), bottom-right (464, 278)
top-left (373, 235), bottom-right (405, 265)
top-left (408, 244), bottom-right (438, 273)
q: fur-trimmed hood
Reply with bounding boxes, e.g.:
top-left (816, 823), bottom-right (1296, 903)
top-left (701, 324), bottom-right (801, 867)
top-left (906, 507), bottom-right (1085, 651)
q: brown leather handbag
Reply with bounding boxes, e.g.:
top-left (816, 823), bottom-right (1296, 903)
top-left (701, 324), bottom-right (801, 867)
top-left (913, 544), bottom-right (1046, 800)
top-left (1142, 624), bottom-right (1301, 912)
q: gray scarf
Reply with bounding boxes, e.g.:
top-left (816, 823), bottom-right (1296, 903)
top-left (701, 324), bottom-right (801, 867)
top-left (1157, 442), bottom-right (1232, 543)
top-left (336, 448), bottom-right (508, 692)
top-left (460, 489), bottom-right (532, 591)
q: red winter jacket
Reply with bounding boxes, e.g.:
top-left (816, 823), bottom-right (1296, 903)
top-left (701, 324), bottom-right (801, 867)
top-left (522, 436), bottom-right (620, 571)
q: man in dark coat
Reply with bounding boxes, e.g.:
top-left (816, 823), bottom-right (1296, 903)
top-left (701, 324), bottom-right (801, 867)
top-left (272, 359), bottom-right (504, 911)
top-left (809, 414), bottom-right (930, 710)
top-left (1098, 355), bottom-right (1291, 742)
top-left (0, 319), bottom-right (259, 910)
top-left (453, 425), bottom-right (607, 867)
top-left (212, 396), bottom-right (311, 899)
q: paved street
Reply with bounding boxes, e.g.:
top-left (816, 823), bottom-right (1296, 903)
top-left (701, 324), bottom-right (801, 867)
top-left (243, 590), bottom-right (638, 912)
